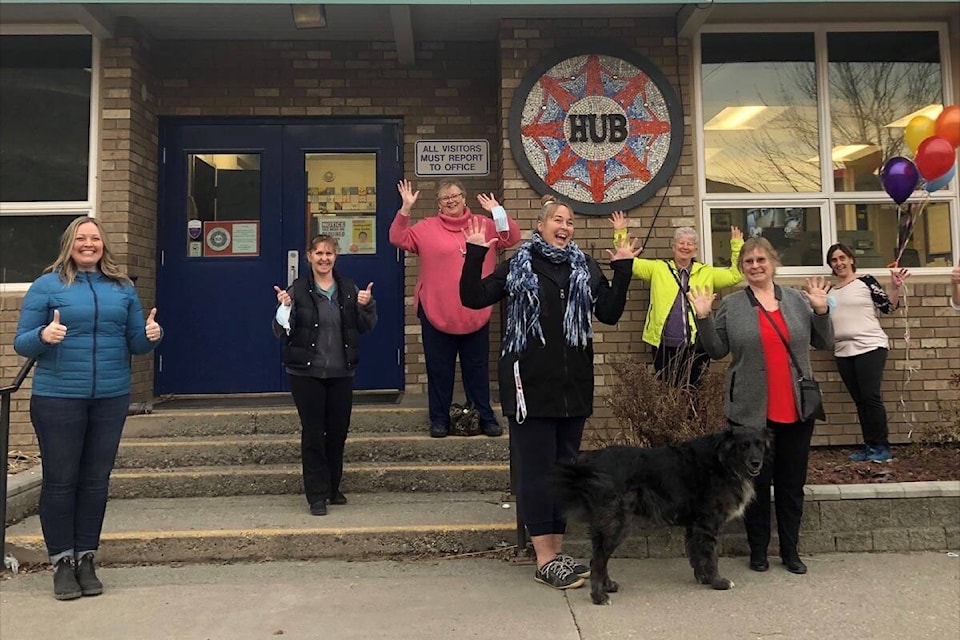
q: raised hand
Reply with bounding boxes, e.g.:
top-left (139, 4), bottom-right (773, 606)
top-left (397, 179), bottom-right (420, 215)
top-left (731, 226), bottom-right (743, 241)
top-left (463, 217), bottom-right (496, 248)
top-left (687, 285), bottom-right (716, 319)
top-left (145, 308), bottom-right (162, 342)
top-left (476, 193), bottom-right (500, 213)
top-left (41, 309), bottom-right (67, 345)
top-left (605, 234), bottom-right (642, 261)
top-left (274, 285), bottom-right (292, 307)
top-left (609, 211), bottom-right (628, 231)
top-left (358, 282), bottom-right (374, 306)
top-left (890, 267), bottom-right (910, 288)
top-left (803, 276), bottom-right (831, 314)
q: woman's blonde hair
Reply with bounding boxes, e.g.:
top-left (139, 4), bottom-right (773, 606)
top-left (308, 233), bottom-right (339, 254)
top-left (46, 216), bottom-right (130, 286)
top-left (737, 236), bottom-right (782, 272)
top-left (436, 179), bottom-right (466, 200)
top-left (538, 194), bottom-right (573, 223)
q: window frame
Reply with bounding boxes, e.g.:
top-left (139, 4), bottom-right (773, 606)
top-left (695, 22), bottom-right (958, 276)
top-left (0, 25), bottom-right (101, 291)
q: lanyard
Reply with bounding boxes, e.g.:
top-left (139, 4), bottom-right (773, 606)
top-left (665, 260), bottom-right (694, 344)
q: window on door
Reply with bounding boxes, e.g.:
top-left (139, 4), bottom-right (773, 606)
top-left (305, 153), bottom-right (377, 255)
top-left (186, 153), bottom-right (261, 258)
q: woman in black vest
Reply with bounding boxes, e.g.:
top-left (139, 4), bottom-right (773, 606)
top-left (273, 234), bottom-right (377, 515)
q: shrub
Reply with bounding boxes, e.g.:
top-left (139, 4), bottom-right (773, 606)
top-left (598, 356), bottom-right (727, 449)
top-left (916, 371), bottom-right (960, 445)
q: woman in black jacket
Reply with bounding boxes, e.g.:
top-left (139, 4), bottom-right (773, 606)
top-left (460, 196), bottom-right (638, 590)
top-left (274, 234), bottom-right (377, 516)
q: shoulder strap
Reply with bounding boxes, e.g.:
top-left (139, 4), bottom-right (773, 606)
top-left (664, 260), bottom-right (695, 345)
top-left (745, 287), bottom-right (805, 379)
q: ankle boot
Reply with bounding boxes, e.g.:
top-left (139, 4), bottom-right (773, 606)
top-left (53, 557), bottom-right (82, 601)
top-left (75, 554), bottom-right (104, 596)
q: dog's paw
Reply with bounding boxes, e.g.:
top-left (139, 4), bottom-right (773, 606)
top-left (711, 577), bottom-right (734, 590)
top-left (591, 592), bottom-right (612, 605)
top-left (604, 579), bottom-right (620, 593)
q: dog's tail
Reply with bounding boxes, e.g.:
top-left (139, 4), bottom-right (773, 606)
top-left (550, 455), bottom-right (621, 521)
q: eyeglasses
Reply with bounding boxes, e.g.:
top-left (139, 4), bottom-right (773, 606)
top-left (438, 193), bottom-right (464, 203)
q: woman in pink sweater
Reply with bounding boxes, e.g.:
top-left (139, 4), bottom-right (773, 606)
top-left (390, 179), bottom-right (521, 437)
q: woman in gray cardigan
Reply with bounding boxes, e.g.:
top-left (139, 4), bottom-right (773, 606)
top-left (690, 237), bottom-right (833, 576)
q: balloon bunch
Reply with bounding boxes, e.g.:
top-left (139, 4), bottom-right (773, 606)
top-left (880, 105), bottom-right (959, 204)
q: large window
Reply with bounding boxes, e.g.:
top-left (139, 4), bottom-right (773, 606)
top-left (697, 26), bottom-right (956, 273)
top-left (0, 33), bottom-right (96, 285)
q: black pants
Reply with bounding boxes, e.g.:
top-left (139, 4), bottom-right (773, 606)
top-left (836, 347), bottom-right (889, 447)
top-left (652, 343), bottom-right (710, 390)
top-left (509, 415), bottom-right (586, 537)
top-left (418, 307), bottom-right (498, 429)
top-left (744, 419), bottom-right (815, 559)
top-left (289, 374), bottom-right (354, 506)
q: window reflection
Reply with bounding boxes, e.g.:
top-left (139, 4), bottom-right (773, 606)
top-left (701, 33), bottom-right (819, 193)
top-left (828, 32), bottom-right (941, 193)
top-left (710, 207), bottom-right (822, 267)
top-left (835, 201), bottom-right (953, 268)
top-left (186, 154), bottom-right (261, 257)
top-left (305, 153), bottom-right (377, 255)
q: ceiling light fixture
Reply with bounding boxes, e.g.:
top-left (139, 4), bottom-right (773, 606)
top-left (291, 4), bottom-right (327, 29)
top-left (885, 104), bottom-right (943, 128)
top-left (704, 106), bottom-right (788, 131)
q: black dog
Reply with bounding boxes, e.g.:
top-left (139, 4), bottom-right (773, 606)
top-left (552, 426), bottom-right (767, 605)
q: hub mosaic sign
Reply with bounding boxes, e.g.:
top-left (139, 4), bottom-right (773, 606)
top-left (509, 43), bottom-right (684, 215)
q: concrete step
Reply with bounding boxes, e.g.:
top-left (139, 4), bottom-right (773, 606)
top-left (108, 462), bottom-right (510, 499)
top-left (123, 406), bottom-right (442, 438)
top-left (115, 434), bottom-right (509, 469)
top-left (4, 492), bottom-right (517, 564)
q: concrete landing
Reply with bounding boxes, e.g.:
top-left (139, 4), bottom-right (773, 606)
top-left (4, 492), bottom-right (517, 564)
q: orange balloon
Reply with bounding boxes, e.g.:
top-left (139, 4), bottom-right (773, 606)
top-left (904, 115), bottom-right (936, 153)
top-left (934, 105), bottom-right (960, 148)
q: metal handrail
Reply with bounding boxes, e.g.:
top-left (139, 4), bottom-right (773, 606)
top-left (1, 357), bottom-right (36, 574)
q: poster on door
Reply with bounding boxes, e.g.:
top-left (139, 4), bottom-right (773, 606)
top-left (203, 220), bottom-right (260, 257)
top-left (314, 216), bottom-right (376, 255)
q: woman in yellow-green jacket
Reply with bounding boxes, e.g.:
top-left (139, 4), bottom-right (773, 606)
top-left (611, 212), bottom-right (743, 388)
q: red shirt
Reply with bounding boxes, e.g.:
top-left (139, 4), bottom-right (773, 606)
top-left (757, 308), bottom-right (800, 424)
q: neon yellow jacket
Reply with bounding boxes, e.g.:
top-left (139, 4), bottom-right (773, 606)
top-left (615, 231), bottom-right (744, 347)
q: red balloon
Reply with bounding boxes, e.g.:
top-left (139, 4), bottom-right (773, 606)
top-left (915, 136), bottom-right (956, 180)
top-left (935, 105), bottom-right (960, 148)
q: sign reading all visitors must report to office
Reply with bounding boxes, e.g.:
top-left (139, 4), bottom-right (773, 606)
top-left (415, 140), bottom-right (489, 177)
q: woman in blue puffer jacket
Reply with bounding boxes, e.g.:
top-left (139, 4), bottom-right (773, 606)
top-left (14, 216), bottom-right (162, 601)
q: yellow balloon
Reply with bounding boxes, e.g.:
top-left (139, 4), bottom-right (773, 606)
top-left (904, 115), bottom-right (936, 153)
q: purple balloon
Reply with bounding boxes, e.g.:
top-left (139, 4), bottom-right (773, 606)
top-left (880, 157), bottom-right (919, 205)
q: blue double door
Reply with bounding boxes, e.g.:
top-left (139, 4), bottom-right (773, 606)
top-left (156, 119), bottom-right (404, 395)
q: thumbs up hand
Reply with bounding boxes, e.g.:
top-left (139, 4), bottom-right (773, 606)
top-left (358, 282), bottom-right (374, 306)
top-left (145, 307), bottom-right (162, 342)
top-left (41, 309), bottom-right (67, 345)
top-left (274, 285), bottom-right (292, 307)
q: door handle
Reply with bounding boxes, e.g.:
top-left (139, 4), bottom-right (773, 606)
top-left (287, 250), bottom-right (299, 286)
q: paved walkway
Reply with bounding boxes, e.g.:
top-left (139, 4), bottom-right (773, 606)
top-left (1, 552), bottom-right (957, 639)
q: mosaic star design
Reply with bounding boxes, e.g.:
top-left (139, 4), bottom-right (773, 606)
top-left (519, 54), bottom-right (673, 204)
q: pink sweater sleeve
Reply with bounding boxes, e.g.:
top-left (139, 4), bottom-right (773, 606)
top-left (389, 211), bottom-right (418, 253)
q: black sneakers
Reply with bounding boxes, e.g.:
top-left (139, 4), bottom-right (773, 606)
top-left (329, 492), bottom-right (348, 506)
top-left (555, 553), bottom-right (590, 578)
top-left (309, 501), bottom-right (328, 516)
top-left (480, 422), bottom-right (503, 437)
top-left (53, 557), bottom-right (82, 601)
top-left (429, 424), bottom-right (449, 438)
top-left (75, 554), bottom-right (104, 596)
top-left (534, 558), bottom-right (585, 590)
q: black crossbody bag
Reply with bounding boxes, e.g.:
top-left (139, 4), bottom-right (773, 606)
top-left (754, 303), bottom-right (826, 423)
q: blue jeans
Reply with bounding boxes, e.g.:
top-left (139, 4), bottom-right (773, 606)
top-left (31, 394), bottom-right (130, 562)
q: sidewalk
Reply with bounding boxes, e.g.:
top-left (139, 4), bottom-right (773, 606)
top-left (1, 552), bottom-right (958, 639)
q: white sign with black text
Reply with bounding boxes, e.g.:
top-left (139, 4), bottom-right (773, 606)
top-left (415, 139), bottom-right (489, 177)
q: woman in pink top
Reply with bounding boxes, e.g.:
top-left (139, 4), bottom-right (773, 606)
top-left (390, 179), bottom-right (521, 437)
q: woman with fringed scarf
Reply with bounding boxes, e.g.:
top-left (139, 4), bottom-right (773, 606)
top-left (460, 195), bottom-right (639, 591)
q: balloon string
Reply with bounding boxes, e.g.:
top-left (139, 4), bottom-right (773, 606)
top-left (890, 192), bottom-right (931, 268)
top-left (895, 283), bottom-right (920, 438)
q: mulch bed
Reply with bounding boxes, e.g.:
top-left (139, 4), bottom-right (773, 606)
top-left (807, 445), bottom-right (960, 484)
